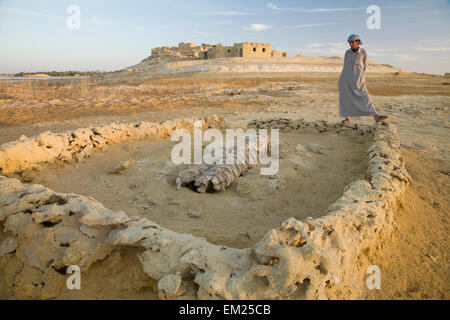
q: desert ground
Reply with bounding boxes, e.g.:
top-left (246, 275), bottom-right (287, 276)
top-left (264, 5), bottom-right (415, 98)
top-left (0, 56), bottom-right (448, 299)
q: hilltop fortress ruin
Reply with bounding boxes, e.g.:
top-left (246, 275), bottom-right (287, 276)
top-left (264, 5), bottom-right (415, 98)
top-left (150, 42), bottom-right (288, 60)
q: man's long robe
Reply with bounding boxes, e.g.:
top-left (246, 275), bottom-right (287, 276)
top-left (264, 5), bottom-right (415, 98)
top-left (338, 47), bottom-right (377, 117)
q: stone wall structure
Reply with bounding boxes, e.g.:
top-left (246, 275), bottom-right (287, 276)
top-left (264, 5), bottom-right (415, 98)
top-left (151, 42), bottom-right (287, 60)
top-left (0, 117), bottom-right (411, 299)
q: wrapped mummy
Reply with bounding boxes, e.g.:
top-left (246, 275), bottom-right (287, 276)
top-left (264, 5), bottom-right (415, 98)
top-left (175, 133), bottom-right (270, 193)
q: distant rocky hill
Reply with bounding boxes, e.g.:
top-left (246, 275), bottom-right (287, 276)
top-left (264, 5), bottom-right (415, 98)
top-left (123, 54), bottom-right (402, 76)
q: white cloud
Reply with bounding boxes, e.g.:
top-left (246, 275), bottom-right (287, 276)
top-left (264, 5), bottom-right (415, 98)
top-left (90, 16), bottom-right (114, 25)
top-left (267, 2), bottom-right (279, 10)
top-left (243, 23), bottom-right (273, 32)
top-left (305, 42), bottom-right (346, 49)
top-left (303, 47), bottom-right (346, 56)
top-left (301, 45), bottom-right (421, 61)
top-left (201, 11), bottom-right (256, 16)
top-left (217, 20), bottom-right (233, 25)
top-left (300, 42), bottom-right (350, 56)
top-left (267, 2), bottom-right (365, 13)
top-left (304, 7), bottom-right (365, 13)
top-left (130, 25), bottom-right (178, 31)
top-left (366, 51), bottom-right (421, 62)
top-left (307, 43), bottom-right (324, 48)
top-left (0, 7), bottom-right (64, 20)
top-left (278, 23), bottom-right (333, 29)
top-left (192, 30), bottom-right (221, 36)
top-left (413, 46), bottom-right (450, 52)
top-left (386, 54), bottom-right (421, 62)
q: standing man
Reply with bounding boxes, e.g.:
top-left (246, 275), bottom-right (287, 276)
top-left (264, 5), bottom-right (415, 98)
top-left (338, 34), bottom-right (388, 125)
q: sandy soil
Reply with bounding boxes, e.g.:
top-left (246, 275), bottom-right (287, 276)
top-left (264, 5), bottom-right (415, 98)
top-left (0, 56), bottom-right (448, 299)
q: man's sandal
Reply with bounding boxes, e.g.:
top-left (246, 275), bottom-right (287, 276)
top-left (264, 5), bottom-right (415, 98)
top-left (341, 118), bottom-right (351, 125)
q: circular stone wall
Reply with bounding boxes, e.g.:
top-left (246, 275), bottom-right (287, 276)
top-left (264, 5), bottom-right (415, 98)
top-left (0, 116), bottom-right (411, 299)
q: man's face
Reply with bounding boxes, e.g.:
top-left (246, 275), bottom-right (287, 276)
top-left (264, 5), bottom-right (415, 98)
top-left (349, 40), bottom-right (359, 50)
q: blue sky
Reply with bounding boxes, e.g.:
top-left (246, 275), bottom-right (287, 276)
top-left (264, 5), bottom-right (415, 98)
top-left (0, 0), bottom-right (449, 74)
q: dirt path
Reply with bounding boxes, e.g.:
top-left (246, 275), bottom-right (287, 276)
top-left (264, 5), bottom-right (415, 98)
top-left (364, 148), bottom-right (449, 299)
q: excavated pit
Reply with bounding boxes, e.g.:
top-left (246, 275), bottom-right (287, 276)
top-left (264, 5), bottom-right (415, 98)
top-left (0, 116), bottom-right (411, 300)
top-left (25, 130), bottom-right (371, 248)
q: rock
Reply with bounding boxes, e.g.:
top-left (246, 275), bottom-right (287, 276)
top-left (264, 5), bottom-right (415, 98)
top-left (16, 226), bottom-right (64, 271)
top-left (279, 142), bottom-right (293, 159)
top-left (157, 273), bottom-right (183, 300)
top-left (110, 159), bottom-right (135, 174)
top-left (187, 209), bottom-right (201, 218)
top-left (236, 171), bottom-right (284, 200)
top-left (0, 236), bottom-right (17, 257)
top-left (48, 99), bottom-right (61, 106)
top-left (238, 231), bottom-right (251, 240)
top-left (129, 183), bottom-right (139, 190)
top-left (32, 203), bottom-right (71, 224)
top-left (20, 168), bottom-right (40, 182)
top-left (4, 212), bottom-right (32, 235)
top-left (295, 144), bottom-right (308, 154)
top-left (290, 157), bottom-right (314, 169)
top-left (73, 200), bottom-right (130, 226)
top-left (307, 143), bottom-right (325, 154)
top-left (236, 179), bottom-right (253, 195)
top-left (13, 266), bottom-right (43, 299)
top-left (79, 224), bottom-right (111, 239)
top-left (54, 226), bottom-right (78, 244)
top-left (146, 197), bottom-right (158, 206)
top-left (41, 267), bottom-right (66, 300)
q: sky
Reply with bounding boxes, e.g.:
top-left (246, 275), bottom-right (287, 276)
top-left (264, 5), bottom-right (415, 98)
top-left (0, 0), bottom-right (449, 74)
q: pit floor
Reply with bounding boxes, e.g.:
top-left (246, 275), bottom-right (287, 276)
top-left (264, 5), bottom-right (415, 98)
top-left (32, 130), bottom-right (371, 248)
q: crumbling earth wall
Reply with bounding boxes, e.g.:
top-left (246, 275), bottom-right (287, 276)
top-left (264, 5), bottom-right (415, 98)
top-left (0, 117), bottom-right (411, 299)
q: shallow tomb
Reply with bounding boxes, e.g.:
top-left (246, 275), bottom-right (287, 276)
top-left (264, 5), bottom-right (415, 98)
top-left (28, 128), bottom-right (371, 248)
top-left (0, 117), bottom-right (412, 300)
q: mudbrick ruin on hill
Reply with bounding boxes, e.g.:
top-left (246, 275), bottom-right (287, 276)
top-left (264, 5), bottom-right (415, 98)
top-left (149, 42), bottom-right (288, 60)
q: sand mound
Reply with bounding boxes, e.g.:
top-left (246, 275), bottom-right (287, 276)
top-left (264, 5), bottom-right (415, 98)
top-left (128, 56), bottom-right (401, 76)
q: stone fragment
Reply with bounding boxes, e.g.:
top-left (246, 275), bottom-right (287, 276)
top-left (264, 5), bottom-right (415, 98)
top-left (187, 209), bottom-right (201, 218)
top-left (307, 143), bottom-right (325, 154)
top-left (73, 200), bottom-right (130, 226)
top-left (4, 212), bottom-right (32, 235)
top-left (157, 273), bottom-right (183, 299)
top-left (0, 236), bottom-right (17, 257)
top-left (110, 159), bottom-right (135, 174)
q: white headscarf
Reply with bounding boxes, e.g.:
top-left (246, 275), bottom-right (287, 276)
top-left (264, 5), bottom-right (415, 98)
top-left (347, 34), bottom-right (362, 45)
